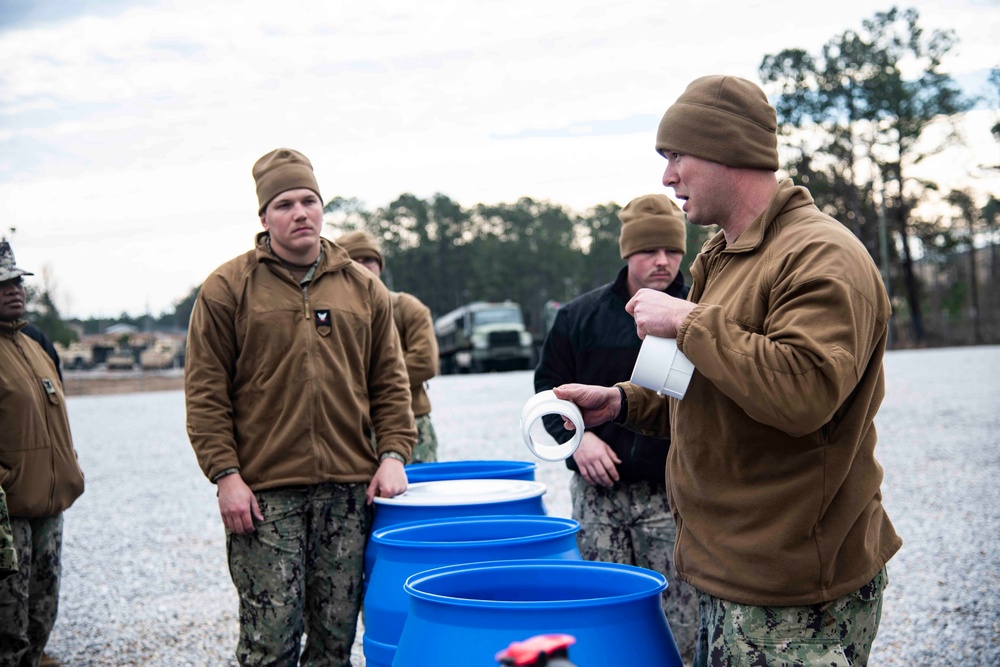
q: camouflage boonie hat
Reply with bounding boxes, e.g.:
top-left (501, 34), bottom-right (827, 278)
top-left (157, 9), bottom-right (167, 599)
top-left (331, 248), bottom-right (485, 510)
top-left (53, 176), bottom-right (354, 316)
top-left (0, 242), bottom-right (33, 283)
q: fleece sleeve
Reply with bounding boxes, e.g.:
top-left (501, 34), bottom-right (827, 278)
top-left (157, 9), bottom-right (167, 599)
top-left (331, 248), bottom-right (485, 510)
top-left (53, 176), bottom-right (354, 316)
top-left (367, 285), bottom-right (417, 461)
top-left (183, 279), bottom-right (242, 482)
top-left (678, 254), bottom-right (886, 438)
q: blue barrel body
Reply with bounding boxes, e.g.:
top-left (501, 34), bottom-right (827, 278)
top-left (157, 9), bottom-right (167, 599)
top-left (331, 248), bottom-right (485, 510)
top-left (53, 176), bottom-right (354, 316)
top-left (363, 516), bottom-right (581, 667)
top-left (366, 479), bottom-right (547, 586)
top-left (403, 459), bottom-right (536, 484)
top-left (391, 560), bottom-right (683, 667)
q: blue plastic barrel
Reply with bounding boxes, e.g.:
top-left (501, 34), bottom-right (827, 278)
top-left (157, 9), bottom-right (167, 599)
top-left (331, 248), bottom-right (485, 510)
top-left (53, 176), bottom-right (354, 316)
top-left (363, 516), bottom-right (581, 667)
top-left (366, 479), bottom-right (547, 584)
top-left (403, 459), bottom-right (536, 484)
top-left (391, 560), bottom-right (683, 667)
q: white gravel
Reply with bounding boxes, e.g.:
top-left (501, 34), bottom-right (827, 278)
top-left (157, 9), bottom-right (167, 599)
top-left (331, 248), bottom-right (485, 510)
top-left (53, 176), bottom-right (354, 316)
top-left (44, 345), bottom-right (1000, 666)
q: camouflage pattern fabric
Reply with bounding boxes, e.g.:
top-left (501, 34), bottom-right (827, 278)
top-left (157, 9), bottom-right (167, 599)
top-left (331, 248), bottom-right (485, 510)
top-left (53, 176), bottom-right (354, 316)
top-left (570, 473), bottom-right (698, 665)
top-left (693, 568), bottom-right (888, 667)
top-left (0, 487), bottom-right (16, 579)
top-left (226, 483), bottom-right (371, 667)
top-left (409, 413), bottom-right (439, 463)
top-left (0, 514), bottom-right (64, 667)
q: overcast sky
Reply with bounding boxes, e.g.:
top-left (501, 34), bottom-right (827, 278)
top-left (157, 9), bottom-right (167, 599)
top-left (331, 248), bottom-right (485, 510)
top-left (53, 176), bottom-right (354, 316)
top-left (1, 0), bottom-right (997, 319)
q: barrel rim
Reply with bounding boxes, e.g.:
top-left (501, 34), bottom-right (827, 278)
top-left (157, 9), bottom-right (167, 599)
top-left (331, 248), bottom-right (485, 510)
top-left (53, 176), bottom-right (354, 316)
top-left (371, 515), bottom-right (580, 549)
top-left (402, 559), bottom-right (668, 608)
top-left (373, 479), bottom-right (546, 507)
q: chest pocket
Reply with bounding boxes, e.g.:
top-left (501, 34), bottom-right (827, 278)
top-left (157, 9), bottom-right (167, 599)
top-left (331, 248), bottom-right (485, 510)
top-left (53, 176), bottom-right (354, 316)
top-left (699, 252), bottom-right (770, 334)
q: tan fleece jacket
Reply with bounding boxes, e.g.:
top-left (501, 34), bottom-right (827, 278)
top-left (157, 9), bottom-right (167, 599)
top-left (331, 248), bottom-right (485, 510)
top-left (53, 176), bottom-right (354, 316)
top-left (185, 234), bottom-right (416, 490)
top-left (620, 180), bottom-right (901, 606)
top-left (391, 291), bottom-right (438, 418)
top-left (0, 320), bottom-right (85, 517)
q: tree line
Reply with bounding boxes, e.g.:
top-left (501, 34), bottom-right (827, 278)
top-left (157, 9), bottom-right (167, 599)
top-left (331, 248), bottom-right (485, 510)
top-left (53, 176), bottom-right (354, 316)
top-left (26, 6), bottom-right (999, 349)
top-left (759, 6), bottom-right (999, 346)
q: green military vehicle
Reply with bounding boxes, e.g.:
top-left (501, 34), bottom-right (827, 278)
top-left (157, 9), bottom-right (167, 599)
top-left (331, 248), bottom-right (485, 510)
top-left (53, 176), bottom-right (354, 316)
top-left (435, 301), bottom-right (535, 374)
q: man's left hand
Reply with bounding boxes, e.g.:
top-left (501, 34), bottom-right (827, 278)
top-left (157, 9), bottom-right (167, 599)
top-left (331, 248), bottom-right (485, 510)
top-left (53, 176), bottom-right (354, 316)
top-left (626, 288), bottom-right (696, 339)
top-left (573, 432), bottom-right (621, 488)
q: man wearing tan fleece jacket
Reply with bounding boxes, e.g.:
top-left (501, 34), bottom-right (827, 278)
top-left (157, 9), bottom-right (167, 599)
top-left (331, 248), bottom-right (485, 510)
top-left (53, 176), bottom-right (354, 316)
top-left (337, 230), bottom-right (441, 463)
top-left (555, 76), bottom-right (900, 667)
top-left (185, 148), bottom-right (415, 667)
top-left (0, 241), bottom-right (85, 667)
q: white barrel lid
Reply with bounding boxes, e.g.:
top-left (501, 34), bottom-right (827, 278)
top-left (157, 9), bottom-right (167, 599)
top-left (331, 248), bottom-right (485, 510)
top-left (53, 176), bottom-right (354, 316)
top-left (373, 479), bottom-right (547, 506)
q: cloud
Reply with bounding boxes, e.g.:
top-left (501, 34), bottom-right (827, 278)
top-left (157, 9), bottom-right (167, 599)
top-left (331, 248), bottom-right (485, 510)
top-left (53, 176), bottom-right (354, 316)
top-left (493, 114), bottom-right (661, 140)
top-left (1, 0), bottom-right (997, 318)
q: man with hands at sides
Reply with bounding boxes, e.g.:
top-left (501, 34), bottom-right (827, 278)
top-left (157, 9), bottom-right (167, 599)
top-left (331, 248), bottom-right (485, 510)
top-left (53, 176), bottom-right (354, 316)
top-left (185, 148), bottom-right (415, 667)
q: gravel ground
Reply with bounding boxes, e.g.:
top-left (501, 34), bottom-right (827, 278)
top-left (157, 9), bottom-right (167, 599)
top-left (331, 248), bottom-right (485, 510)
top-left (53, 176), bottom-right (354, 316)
top-left (44, 345), bottom-right (999, 666)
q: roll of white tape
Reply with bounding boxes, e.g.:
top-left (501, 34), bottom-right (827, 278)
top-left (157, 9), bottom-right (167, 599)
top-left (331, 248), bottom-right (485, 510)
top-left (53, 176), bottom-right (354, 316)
top-left (519, 390), bottom-right (585, 462)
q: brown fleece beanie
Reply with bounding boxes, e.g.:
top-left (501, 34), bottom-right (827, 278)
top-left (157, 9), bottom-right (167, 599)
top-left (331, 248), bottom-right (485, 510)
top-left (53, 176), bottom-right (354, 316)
top-left (337, 230), bottom-right (384, 269)
top-left (655, 75), bottom-right (779, 171)
top-left (618, 194), bottom-right (687, 259)
top-left (253, 148), bottom-right (322, 214)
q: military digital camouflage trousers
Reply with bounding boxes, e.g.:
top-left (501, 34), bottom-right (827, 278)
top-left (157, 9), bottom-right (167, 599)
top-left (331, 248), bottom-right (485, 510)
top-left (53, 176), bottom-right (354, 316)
top-left (0, 513), bottom-right (63, 667)
top-left (0, 487), bottom-right (16, 579)
top-left (693, 568), bottom-right (889, 667)
top-left (409, 413), bottom-right (439, 463)
top-left (570, 473), bottom-right (698, 665)
top-left (226, 483), bottom-right (371, 667)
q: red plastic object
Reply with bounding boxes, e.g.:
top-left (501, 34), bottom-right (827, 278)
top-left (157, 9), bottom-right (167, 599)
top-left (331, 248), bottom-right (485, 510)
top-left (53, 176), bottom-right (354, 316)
top-left (495, 634), bottom-right (577, 666)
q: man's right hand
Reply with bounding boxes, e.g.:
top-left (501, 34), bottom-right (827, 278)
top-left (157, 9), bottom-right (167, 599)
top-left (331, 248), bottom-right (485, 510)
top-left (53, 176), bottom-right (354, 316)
top-left (552, 383), bottom-right (622, 428)
top-left (217, 473), bottom-right (263, 534)
top-left (573, 432), bottom-right (621, 488)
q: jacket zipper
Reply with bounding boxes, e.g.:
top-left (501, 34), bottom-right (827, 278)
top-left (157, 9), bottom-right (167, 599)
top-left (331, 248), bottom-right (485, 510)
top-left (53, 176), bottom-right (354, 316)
top-left (301, 280), bottom-right (323, 474)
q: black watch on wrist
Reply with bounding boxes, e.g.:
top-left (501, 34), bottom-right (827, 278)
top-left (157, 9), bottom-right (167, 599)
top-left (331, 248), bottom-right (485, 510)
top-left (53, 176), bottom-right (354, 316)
top-left (614, 385), bottom-right (628, 424)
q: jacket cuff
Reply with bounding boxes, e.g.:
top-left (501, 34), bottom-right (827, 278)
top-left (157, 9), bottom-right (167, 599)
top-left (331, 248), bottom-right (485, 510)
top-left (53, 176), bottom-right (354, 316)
top-left (211, 467), bottom-right (240, 483)
top-left (676, 304), bottom-right (706, 350)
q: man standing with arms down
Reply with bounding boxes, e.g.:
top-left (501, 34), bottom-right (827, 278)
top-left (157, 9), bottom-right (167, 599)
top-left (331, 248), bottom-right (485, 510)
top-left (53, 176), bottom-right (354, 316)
top-left (534, 194), bottom-right (697, 662)
top-left (337, 230), bottom-right (441, 463)
top-left (555, 76), bottom-right (900, 666)
top-left (0, 242), bottom-right (85, 667)
top-left (185, 148), bottom-right (416, 666)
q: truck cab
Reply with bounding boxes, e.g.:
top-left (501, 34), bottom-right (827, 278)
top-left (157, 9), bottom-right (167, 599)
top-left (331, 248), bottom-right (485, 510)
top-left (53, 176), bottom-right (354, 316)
top-left (435, 301), bottom-right (535, 374)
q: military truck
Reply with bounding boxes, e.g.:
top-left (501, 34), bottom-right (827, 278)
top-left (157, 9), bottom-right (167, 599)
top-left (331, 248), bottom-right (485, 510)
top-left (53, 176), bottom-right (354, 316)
top-left (435, 301), bottom-right (535, 374)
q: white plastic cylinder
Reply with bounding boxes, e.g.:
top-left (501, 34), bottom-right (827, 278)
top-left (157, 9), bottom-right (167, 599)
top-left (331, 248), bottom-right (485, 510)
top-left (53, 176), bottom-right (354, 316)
top-left (519, 390), bottom-right (585, 462)
top-left (629, 336), bottom-right (695, 399)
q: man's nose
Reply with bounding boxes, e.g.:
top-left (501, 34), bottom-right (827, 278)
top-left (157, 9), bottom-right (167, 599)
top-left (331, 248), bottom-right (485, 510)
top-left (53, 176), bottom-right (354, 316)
top-left (662, 164), bottom-right (677, 188)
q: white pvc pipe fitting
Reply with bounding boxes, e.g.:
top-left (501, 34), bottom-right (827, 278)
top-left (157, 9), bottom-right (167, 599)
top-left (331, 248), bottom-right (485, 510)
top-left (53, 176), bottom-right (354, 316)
top-left (519, 390), bottom-right (585, 462)
top-left (629, 336), bottom-right (695, 399)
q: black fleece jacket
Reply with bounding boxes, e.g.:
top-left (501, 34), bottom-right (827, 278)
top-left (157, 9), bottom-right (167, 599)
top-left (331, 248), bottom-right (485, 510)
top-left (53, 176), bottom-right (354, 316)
top-left (534, 266), bottom-right (689, 485)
